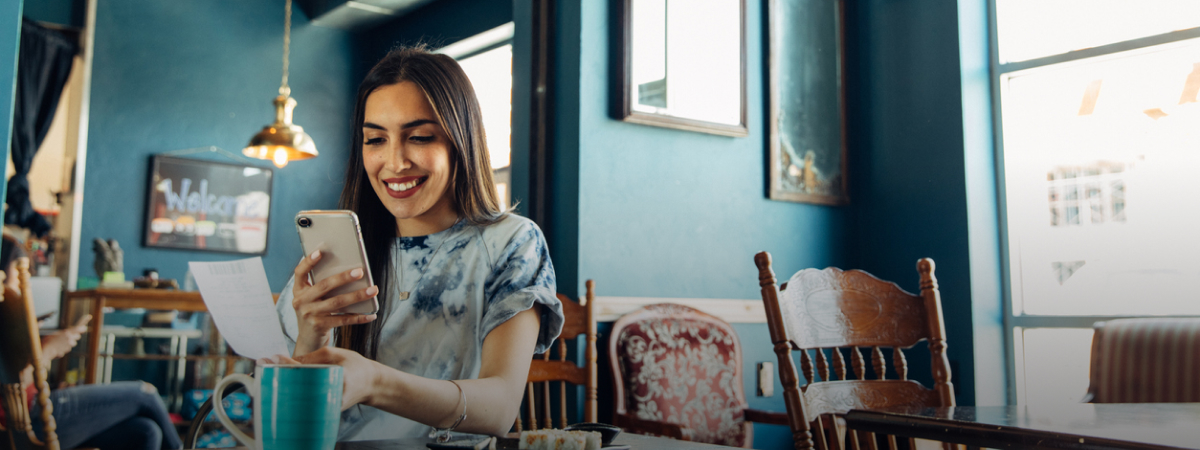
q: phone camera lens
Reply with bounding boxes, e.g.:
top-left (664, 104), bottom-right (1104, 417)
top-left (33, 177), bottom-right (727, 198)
top-left (298, 217), bottom-right (312, 227)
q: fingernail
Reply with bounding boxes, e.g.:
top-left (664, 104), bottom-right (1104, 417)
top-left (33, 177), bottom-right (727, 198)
top-left (366, 285), bottom-right (378, 296)
top-left (310, 250), bottom-right (321, 259)
top-left (363, 314), bottom-right (376, 322)
top-left (351, 268), bottom-right (363, 278)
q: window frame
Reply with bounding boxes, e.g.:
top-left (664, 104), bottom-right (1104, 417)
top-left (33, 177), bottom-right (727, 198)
top-left (987, 2), bottom-right (1200, 404)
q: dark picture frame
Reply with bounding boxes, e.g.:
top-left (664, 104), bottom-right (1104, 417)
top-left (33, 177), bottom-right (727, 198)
top-left (614, 0), bottom-right (748, 137)
top-left (768, 0), bottom-right (849, 205)
top-left (143, 155), bottom-right (274, 255)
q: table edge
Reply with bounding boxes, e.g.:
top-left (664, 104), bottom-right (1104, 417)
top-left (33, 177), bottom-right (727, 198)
top-left (844, 409), bottom-right (1193, 450)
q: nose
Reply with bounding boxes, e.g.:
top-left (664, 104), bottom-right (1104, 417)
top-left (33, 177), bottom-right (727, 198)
top-left (384, 142), bottom-right (411, 173)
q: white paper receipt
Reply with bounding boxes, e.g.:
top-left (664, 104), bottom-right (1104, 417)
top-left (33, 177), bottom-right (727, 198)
top-left (189, 257), bottom-right (289, 359)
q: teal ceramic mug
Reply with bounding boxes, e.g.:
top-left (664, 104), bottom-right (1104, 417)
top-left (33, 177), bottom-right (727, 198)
top-left (212, 364), bottom-right (343, 450)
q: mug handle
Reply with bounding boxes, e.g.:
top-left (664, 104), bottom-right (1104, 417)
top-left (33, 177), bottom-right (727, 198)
top-left (212, 373), bottom-right (257, 448)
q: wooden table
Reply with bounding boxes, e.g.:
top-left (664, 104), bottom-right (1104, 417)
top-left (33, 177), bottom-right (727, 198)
top-left (237, 433), bottom-right (744, 449)
top-left (844, 404), bottom-right (1200, 449)
top-left (63, 288), bottom-right (211, 384)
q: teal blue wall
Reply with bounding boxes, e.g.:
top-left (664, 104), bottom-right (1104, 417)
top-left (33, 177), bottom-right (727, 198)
top-left (574, 0), bottom-right (1001, 444)
top-left (0, 0), bottom-right (21, 204)
top-left (570, 0), bottom-right (846, 447)
top-left (843, 0), bottom-right (1003, 406)
top-left (575, 0), bottom-right (847, 300)
top-left (78, 0), bottom-right (356, 291)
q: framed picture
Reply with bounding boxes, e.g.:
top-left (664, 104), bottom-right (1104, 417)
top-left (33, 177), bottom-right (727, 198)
top-left (143, 155), bottom-right (274, 255)
top-left (768, 0), bottom-right (848, 205)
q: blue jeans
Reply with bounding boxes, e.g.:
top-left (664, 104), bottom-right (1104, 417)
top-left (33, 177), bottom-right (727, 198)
top-left (32, 381), bottom-right (183, 450)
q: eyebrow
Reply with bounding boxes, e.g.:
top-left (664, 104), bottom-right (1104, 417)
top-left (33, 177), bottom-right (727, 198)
top-left (363, 119), bottom-right (437, 131)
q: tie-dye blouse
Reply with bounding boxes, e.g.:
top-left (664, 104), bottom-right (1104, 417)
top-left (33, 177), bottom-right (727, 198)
top-left (274, 214), bottom-right (563, 441)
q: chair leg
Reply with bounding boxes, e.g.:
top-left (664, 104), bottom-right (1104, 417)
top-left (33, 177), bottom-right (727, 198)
top-left (812, 416), bottom-right (830, 450)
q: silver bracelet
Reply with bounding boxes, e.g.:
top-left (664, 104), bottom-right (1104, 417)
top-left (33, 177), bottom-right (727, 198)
top-left (431, 380), bottom-right (468, 443)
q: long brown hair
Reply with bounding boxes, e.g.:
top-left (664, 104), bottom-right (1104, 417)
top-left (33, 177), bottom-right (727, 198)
top-left (337, 45), bottom-right (504, 359)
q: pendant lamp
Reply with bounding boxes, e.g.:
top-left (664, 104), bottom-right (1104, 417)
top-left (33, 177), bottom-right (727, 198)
top-left (243, 0), bottom-right (317, 168)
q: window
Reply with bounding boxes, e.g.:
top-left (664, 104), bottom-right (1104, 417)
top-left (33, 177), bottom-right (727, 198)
top-left (994, 1), bottom-right (1200, 406)
top-left (442, 24), bottom-right (515, 210)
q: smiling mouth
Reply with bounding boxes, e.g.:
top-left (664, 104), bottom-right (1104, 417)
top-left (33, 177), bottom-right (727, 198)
top-left (387, 177), bottom-right (427, 192)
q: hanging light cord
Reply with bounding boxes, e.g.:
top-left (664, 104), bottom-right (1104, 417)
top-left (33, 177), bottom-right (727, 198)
top-left (280, 0), bottom-right (291, 97)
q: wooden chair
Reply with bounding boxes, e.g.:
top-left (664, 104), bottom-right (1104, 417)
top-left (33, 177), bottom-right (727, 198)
top-left (1085, 318), bottom-right (1200, 404)
top-left (513, 279), bottom-right (599, 432)
top-left (754, 252), bottom-right (955, 450)
top-left (609, 302), bottom-right (789, 448)
top-left (0, 258), bottom-right (60, 450)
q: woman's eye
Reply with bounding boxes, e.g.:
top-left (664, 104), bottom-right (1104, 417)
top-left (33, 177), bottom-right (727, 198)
top-left (409, 135), bottom-right (435, 143)
top-left (364, 137), bottom-right (385, 146)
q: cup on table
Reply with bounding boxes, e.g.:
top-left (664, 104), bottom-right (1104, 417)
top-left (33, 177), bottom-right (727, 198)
top-left (212, 364), bottom-right (343, 450)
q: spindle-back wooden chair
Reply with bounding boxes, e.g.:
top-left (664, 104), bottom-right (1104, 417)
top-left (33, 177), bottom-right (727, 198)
top-left (755, 252), bottom-right (956, 450)
top-left (1, 258), bottom-right (60, 450)
top-left (513, 280), bottom-right (598, 432)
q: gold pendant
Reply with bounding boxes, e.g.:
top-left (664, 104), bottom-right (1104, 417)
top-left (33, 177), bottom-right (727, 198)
top-left (399, 291), bottom-right (410, 300)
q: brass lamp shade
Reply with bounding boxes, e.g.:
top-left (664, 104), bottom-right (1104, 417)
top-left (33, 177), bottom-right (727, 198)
top-left (243, 95), bottom-right (318, 168)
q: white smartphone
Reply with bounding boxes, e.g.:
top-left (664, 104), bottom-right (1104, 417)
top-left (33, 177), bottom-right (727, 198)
top-left (295, 210), bottom-right (379, 315)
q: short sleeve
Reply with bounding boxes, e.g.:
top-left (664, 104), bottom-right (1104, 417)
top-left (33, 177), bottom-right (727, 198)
top-left (275, 276), bottom-right (299, 355)
top-left (481, 221), bottom-right (563, 354)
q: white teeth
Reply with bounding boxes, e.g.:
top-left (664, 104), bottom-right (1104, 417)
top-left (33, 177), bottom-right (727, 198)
top-left (388, 180), bottom-right (420, 192)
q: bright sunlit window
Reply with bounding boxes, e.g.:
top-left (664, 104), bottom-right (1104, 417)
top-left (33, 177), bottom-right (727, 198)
top-left (996, 0), bottom-right (1200, 63)
top-left (996, 0), bottom-right (1200, 406)
top-left (445, 24), bottom-right (514, 210)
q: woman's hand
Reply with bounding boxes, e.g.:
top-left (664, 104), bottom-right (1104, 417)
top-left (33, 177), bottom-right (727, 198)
top-left (291, 250), bottom-right (378, 356)
top-left (267, 348), bottom-right (383, 410)
top-left (40, 314), bottom-right (91, 362)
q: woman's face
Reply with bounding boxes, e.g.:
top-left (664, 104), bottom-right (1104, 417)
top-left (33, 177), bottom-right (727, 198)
top-left (362, 81), bottom-right (455, 226)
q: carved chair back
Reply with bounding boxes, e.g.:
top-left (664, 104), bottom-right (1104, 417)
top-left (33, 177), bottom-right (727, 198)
top-left (755, 252), bottom-right (955, 450)
top-left (514, 280), bottom-right (598, 432)
top-left (0, 258), bottom-right (60, 450)
top-left (1087, 318), bottom-right (1200, 403)
top-left (609, 303), bottom-right (753, 448)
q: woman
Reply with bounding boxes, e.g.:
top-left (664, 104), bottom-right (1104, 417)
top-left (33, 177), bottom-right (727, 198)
top-left (271, 45), bottom-right (563, 441)
top-left (0, 235), bottom-right (182, 450)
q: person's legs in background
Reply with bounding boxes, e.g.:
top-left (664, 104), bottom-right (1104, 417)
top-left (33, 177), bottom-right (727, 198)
top-left (32, 380), bottom-right (183, 449)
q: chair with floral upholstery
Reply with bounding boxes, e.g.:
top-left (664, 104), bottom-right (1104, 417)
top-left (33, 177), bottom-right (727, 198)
top-left (609, 303), bottom-right (788, 448)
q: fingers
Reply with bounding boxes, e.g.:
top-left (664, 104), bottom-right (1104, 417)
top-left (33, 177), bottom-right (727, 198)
top-left (308, 267), bottom-right (366, 299)
top-left (75, 314), bottom-right (93, 327)
top-left (294, 347), bottom-right (340, 364)
top-left (307, 313), bottom-right (377, 332)
top-left (257, 354), bottom-right (301, 365)
top-left (293, 265), bottom-right (366, 307)
top-left (308, 285), bottom-right (379, 315)
top-left (293, 250), bottom-right (323, 288)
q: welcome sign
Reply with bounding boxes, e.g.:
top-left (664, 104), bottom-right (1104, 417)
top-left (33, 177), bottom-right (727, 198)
top-left (144, 155), bottom-right (274, 255)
